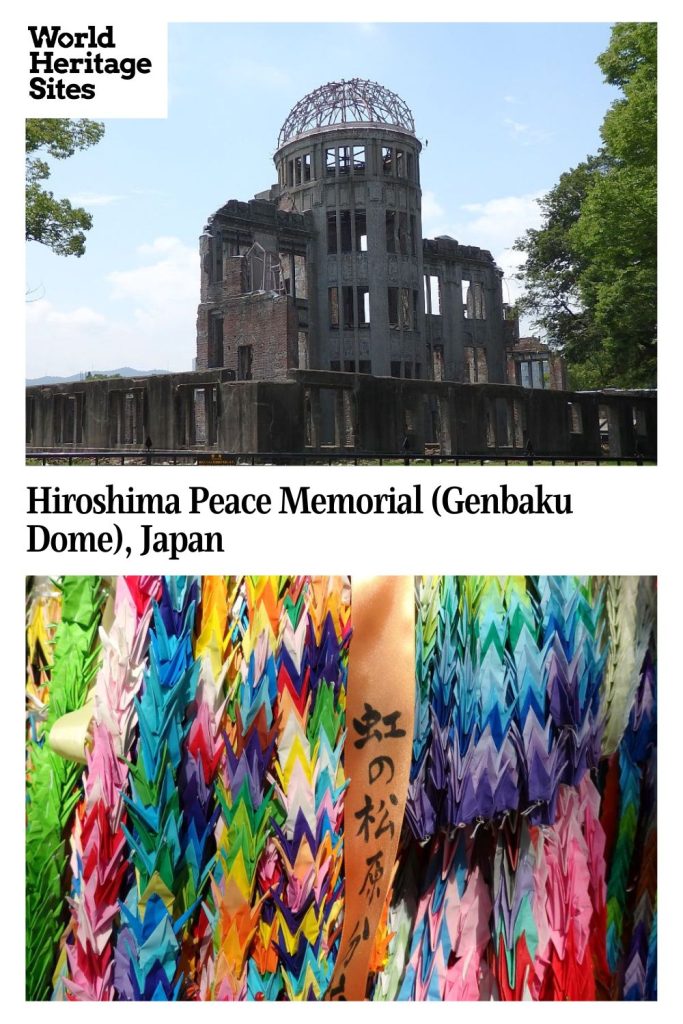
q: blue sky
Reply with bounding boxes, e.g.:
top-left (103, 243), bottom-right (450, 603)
top-left (26, 21), bottom-right (616, 378)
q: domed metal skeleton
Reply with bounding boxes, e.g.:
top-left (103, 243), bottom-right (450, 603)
top-left (277, 78), bottom-right (415, 148)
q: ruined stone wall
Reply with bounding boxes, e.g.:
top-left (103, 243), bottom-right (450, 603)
top-left (422, 239), bottom-right (508, 386)
top-left (197, 201), bottom-right (312, 378)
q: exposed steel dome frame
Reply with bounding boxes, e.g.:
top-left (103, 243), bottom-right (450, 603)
top-left (277, 78), bottom-right (415, 148)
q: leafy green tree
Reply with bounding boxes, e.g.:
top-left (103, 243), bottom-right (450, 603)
top-left (571, 23), bottom-right (656, 387)
top-left (514, 156), bottom-right (609, 389)
top-left (26, 119), bottom-right (105, 257)
top-left (515, 23), bottom-right (656, 389)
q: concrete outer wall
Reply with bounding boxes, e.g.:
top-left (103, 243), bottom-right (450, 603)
top-left (290, 371), bottom-right (657, 458)
top-left (219, 382), bottom-right (302, 452)
top-left (27, 371), bottom-right (657, 460)
top-left (275, 125), bottom-right (425, 379)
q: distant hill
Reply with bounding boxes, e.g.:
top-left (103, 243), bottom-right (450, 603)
top-left (27, 367), bottom-right (170, 386)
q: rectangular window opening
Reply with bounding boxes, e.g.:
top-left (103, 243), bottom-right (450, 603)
top-left (293, 254), bottom-right (307, 300)
top-left (340, 210), bottom-right (352, 253)
top-left (485, 401), bottom-right (496, 448)
top-left (342, 285), bottom-right (354, 330)
top-left (193, 388), bottom-right (208, 446)
top-left (407, 152), bottom-right (415, 180)
top-left (462, 279), bottom-right (471, 318)
top-left (568, 402), bottom-right (584, 434)
top-left (326, 148), bottom-right (336, 176)
top-left (237, 346), bottom-right (253, 381)
top-left (464, 347), bottom-right (476, 383)
top-left (329, 287), bottom-right (339, 329)
top-left (496, 397), bottom-right (513, 447)
top-left (279, 253), bottom-right (292, 296)
top-left (338, 146), bottom-right (351, 174)
top-left (386, 210), bottom-right (396, 254)
top-left (633, 406), bottom-right (648, 436)
top-left (355, 210), bottom-right (368, 251)
top-left (327, 211), bottom-right (337, 254)
top-left (55, 393), bottom-right (84, 446)
top-left (433, 345), bottom-right (444, 382)
top-left (464, 280), bottom-right (486, 320)
top-left (382, 146), bottom-right (393, 175)
top-left (358, 286), bottom-right (370, 327)
top-left (319, 388), bottom-right (337, 446)
top-left (399, 287), bottom-right (411, 330)
top-left (208, 313), bottom-right (224, 369)
top-left (298, 331), bottom-right (309, 370)
top-left (428, 275), bottom-right (441, 315)
top-left (26, 396), bottom-right (35, 445)
top-left (398, 212), bottom-right (409, 255)
top-left (513, 400), bottom-right (526, 448)
top-left (304, 387), bottom-right (314, 446)
top-left (388, 287), bottom-right (399, 328)
top-left (353, 146), bottom-right (366, 172)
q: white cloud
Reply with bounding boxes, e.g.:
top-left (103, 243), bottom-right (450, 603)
top-left (504, 117), bottom-right (529, 136)
top-left (421, 191), bottom-right (545, 310)
top-left (503, 94), bottom-right (519, 104)
top-left (38, 304), bottom-right (107, 328)
top-left (26, 236), bottom-right (199, 378)
top-left (135, 236), bottom-right (183, 256)
top-left (107, 236), bottom-right (198, 330)
top-left (502, 117), bottom-right (553, 145)
top-left (421, 190), bottom-right (445, 231)
top-left (26, 299), bottom-right (111, 377)
top-left (27, 300), bottom-right (105, 330)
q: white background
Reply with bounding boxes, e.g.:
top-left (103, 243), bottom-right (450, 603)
top-left (24, 20), bottom-right (167, 118)
top-left (3, 0), bottom-right (681, 1016)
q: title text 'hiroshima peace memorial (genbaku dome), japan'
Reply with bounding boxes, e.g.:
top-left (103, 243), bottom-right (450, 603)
top-left (26, 79), bottom-right (656, 460)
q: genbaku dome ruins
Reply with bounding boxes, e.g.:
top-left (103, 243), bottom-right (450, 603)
top-left (27, 80), bottom-right (656, 460)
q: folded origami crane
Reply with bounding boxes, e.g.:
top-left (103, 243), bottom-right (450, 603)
top-left (25, 575), bottom-right (656, 1001)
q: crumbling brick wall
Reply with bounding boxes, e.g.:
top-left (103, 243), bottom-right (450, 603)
top-left (197, 252), bottom-right (298, 379)
top-left (221, 291), bottom-right (299, 380)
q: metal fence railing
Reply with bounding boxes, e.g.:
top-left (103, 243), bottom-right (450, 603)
top-left (26, 448), bottom-right (649, 467)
